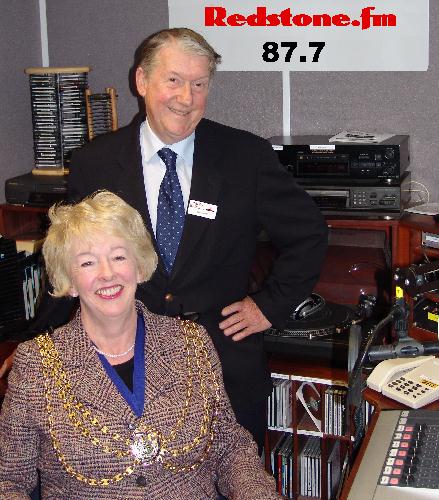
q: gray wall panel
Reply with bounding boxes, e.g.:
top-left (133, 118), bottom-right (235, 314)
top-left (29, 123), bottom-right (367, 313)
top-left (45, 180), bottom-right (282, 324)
top-left (0, 1), bottom-right (41, 203)
top-left (206, 71), bottom-right (283, 139)
top-left (46, 0), bottom-right (168, 127)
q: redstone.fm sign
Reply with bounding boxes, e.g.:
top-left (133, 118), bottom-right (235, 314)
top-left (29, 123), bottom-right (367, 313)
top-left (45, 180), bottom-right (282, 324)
top-left (168, 0), bottom-right (429, 71)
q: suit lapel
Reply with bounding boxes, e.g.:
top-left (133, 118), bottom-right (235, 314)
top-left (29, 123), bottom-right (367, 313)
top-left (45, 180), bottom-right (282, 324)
top-left (172, 120), bottom-right (223, 278)
top-left (115, 117), bottom-right (168, 274)
top-left (115, 117), bottom-right (152, 231)
top-left (143, 308), bottom-right (178, 405)
top-left (61, 307), bottom-right (173, 421)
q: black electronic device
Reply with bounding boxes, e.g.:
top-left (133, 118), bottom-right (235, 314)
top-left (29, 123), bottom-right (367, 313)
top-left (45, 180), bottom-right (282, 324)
top-left (263, 293), bottom-right (377, 370)
top-left (5, 172), bottom-right (67, 207)
top-left (304, 171), bottom-right (411, 218)
top-left (394, 260), bottom-right (439, 297)
top-left (264, 302), bottom-right (375, 372)
top-left (363, 259), bottom-right (439, 365)
top-left (348, 410), bottom-right (439, 498)
top-left (269, 134), bottom-right (410, 185)
top-left (266, 299), bottom-right (356, 340)
top-left (412, 295), bottom-right (439, 335)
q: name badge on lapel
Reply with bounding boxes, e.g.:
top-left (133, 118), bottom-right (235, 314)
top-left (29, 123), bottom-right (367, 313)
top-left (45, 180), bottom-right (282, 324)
top-left (188, 200), bottom-right (217, 220)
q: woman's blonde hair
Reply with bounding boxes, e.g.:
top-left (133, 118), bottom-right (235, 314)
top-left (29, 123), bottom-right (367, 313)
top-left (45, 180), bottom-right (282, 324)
top-left (42, 191), bottom-right (158, 297)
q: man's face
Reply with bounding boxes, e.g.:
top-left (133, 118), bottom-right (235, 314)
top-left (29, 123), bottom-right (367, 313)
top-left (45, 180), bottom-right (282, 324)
top-left (136, 42), bottom-right (211, 144)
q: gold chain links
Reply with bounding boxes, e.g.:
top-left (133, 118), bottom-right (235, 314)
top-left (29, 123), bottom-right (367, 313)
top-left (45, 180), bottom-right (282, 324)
top-left (35, 319), bottom-right (220, 485)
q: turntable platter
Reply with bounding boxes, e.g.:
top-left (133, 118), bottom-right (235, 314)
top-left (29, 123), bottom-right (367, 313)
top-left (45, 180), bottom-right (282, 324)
top-left (265, 302), bottom-right (356, 340)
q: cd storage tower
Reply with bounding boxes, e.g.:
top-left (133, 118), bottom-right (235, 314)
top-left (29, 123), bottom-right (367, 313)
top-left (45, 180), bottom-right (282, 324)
top-left (85, 87), bottom-right (118, 140)
top-left (25, 67), bottom-right (90, 175)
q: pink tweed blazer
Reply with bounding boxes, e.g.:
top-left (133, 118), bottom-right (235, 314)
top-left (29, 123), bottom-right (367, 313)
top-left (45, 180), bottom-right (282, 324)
top-left (0, 302), bottom-right (280, 499)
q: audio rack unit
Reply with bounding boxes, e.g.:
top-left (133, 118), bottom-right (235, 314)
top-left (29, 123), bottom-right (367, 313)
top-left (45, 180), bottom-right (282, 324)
top-left (270, 135), bottom-right (410, 184)
top-left (270, 135), bottom-right (411, 218)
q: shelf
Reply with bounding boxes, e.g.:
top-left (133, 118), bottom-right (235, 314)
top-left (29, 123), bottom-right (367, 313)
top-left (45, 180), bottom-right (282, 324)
top-left (267, 366), bottom-right (353, 500)
top-left (399, 212), bottom-right (439, 232)
top-left (0, 204), bottom-right (48, 240)
top-left (297, 429), bottom-right (323, 437)
top-left (268, 425), bottom-right (293, 433)
top-left (412, 246), bottom-right (439, 261)
top-left (270, 358), bottom-right (348, 386)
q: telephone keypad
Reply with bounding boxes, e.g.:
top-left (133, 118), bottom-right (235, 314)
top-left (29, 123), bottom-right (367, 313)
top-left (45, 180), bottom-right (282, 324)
top-left (387, 376), bottom-right (428, 401)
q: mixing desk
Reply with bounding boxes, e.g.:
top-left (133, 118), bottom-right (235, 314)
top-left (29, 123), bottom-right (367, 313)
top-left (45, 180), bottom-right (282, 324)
top-left (348, 410), bottom-right (439, 499)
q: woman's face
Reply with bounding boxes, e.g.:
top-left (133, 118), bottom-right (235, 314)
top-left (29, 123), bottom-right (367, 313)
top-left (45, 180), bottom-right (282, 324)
top-left (69, 232), bottom-right (141, 325)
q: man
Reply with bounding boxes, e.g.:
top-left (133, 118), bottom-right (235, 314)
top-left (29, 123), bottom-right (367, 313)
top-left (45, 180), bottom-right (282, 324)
top-left (3, 28), bottom-right (328, 452)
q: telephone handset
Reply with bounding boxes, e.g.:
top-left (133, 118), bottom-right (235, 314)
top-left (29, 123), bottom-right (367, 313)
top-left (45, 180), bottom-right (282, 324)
top-left (366, 356), bottom-right (439, 409)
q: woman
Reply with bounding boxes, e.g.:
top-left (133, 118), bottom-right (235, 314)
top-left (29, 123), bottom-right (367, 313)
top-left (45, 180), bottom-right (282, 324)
top-left (0, 191), bottom-right (281, 499)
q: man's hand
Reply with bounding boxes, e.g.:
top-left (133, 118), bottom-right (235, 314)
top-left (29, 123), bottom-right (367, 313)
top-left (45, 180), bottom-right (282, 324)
top-left (0, 350), bottom-right (15, 378)
top-left (219, 296), bottom-right (272, 341)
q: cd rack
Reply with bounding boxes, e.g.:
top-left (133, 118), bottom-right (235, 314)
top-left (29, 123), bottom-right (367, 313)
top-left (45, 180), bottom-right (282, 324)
top-left (85, 87), bottom-right (118, 140)
top-left (25, 67), bottom-right (90, 175)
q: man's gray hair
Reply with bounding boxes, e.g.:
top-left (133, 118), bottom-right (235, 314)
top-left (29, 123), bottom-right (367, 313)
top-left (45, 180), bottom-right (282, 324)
top-left (137, 27), bottom-right (221, 77)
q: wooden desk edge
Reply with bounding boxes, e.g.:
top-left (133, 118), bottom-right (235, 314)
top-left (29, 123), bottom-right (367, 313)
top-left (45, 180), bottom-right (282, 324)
top-left (339, 410), bottom-right (380, 500)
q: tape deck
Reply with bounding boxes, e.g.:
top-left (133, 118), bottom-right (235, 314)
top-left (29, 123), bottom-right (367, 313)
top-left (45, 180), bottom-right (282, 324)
top-left (270, 135), bottom-right (409, 184)
top-left (304, 171), bottom-right (411, 218)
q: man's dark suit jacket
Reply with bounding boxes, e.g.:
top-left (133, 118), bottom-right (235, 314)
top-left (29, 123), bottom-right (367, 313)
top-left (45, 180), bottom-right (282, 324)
top-left (44, 114), bottom-right (328, 411)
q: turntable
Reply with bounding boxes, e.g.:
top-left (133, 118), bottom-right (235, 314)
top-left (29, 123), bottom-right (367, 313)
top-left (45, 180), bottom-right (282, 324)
top-left (266, 293), bottom-right (357, 340)
top-left (264, 294), bottom-right (374, 368)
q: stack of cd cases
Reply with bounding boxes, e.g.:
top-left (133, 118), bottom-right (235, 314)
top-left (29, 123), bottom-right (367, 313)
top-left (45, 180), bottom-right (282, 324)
top-left (85, 87), bottom-right (118, 140)
top-left (25, 67), bottom-right (90, 172)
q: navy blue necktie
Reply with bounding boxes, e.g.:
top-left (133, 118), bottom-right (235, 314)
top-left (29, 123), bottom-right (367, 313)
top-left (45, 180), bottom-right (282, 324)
top-left (156, 148), bottom-right (185, 273)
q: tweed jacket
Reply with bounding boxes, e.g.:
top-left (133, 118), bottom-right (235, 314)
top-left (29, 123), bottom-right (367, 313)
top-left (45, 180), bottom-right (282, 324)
top-left (0, 302), bottom-right (281, 499)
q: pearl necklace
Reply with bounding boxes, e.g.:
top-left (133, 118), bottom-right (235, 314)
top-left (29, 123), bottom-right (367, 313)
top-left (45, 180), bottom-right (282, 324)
top-left (94, 343), bottom-right (135, 358)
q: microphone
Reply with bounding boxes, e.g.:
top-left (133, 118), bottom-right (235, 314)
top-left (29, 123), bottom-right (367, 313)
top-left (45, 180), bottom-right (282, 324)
top-left (369, 339), bottom-right (425, 362)
top-left (368, 293), bottom-right (439, 362)
top-left (369, 340), bottom-right (439, 362)
top-left (368, 296), bottom-right (418, 362)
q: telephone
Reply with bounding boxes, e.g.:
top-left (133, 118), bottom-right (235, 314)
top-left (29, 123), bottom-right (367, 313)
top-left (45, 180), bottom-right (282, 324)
top-left (366, 356), bottom-right (439, 409)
